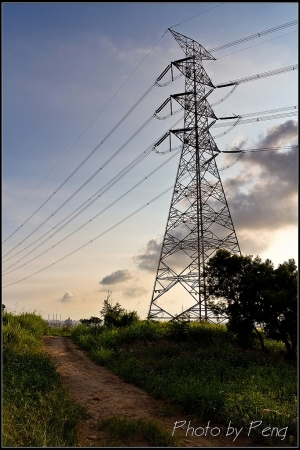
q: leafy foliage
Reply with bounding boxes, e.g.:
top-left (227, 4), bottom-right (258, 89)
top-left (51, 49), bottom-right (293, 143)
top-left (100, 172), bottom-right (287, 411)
top-left (71, 320), bottom-right (297, 445)
top-left (3, 311), bottom-right (83, 446)
top-left (206, 249), bottom-right (297, 357)
top-left (79, 316), bottom-right (103, 326)
top-left (99, 292), bottom-right (139, 328)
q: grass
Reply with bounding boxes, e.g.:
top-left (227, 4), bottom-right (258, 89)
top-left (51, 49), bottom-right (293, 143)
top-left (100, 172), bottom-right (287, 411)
top-left (72, 320), bottom-right (297, 446)
top-left (97, 416), bottom-right (179, 446)
top-left (2, 311), bottom-right (85, 447)
top-left (44, 325), bottom-right (73, 336)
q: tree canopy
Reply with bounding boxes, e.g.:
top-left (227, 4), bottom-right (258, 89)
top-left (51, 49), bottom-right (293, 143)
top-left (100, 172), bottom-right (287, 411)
top-left (206, 249), bottom-right (297, 358)
top-left (100, 292), bottom-right (139, 328)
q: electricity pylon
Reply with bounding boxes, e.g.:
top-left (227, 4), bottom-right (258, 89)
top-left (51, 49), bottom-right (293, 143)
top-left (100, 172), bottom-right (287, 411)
top-left (148, 29), bottom-right (241, 322)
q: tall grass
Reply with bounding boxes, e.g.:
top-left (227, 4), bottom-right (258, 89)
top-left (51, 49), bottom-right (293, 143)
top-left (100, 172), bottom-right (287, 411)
top-left (98, 416), bottom-right (179, 446)
top-left (3, 311), bottom-right (84, 447)
top-left (72, 320), bottom-right (297, 446)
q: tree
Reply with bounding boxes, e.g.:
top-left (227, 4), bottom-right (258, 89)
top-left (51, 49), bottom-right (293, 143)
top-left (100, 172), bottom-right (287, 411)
top-left (260, 259), bottom-right (297, 358)
top-left (206, 249), bottom-right (297, 357)
top-left (79, 316), bottom-right (103, 326)
top-left (100, 291), bottom-right (139, 328)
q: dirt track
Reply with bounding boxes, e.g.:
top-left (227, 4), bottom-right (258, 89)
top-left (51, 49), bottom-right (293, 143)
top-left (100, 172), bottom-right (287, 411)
top-left (43, 336), bottom-right (259, 447)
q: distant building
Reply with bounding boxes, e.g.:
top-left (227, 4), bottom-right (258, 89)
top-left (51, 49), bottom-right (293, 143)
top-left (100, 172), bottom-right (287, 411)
top-left (63, 317), bottom-right (73, 327)
top-left (46, 318), bottom-right (80, 328)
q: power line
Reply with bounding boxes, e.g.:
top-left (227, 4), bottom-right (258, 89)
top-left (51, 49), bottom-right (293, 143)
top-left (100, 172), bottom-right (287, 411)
top-left (2, 81), bottom-right (157, 245)
top-left (4, 18), bottom-right (297, 231)
top-left (2, 113), bottom-right (156, 257)
top-left (212, 110), bottom-right (297, 128)
top-left (4, 103), bottom-right (296, 268)
top-left (3, 151), bottom-right (181, 276)
top-left (2, 116), bottom-right (185, 268)
top-left (6, 104), bottom-right (293, 261)
top-left (2, 111), bottom-right (184, 260)
top-left (3, 142), bottom-right (295, 288)
top-left (4, 29), bottom-right (297, 272)
top-left (3, 4), bottom-right (228, 228)
top-left (216, 64), bottom-right (297, 87)
top-left (2, 183), bottom-right (177, 289)
top-left (217, 145), bottom-right (298, 171)
top-left (233, 145), bottom-right (298, 153)
top-left (208, 20), bottom-right (297, 52)
top-left (3, 31), bottom-right (169, 227)
top-left (4, 35), bottom-right (297, 245)
top-left (169, 3), bottom-right (225, 29)
top-left (215, 30), bottom-right (297, 61)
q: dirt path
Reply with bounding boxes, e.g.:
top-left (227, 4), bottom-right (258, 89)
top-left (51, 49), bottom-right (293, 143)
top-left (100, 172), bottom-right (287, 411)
top-left (43, 336), bottom-right (260, 447)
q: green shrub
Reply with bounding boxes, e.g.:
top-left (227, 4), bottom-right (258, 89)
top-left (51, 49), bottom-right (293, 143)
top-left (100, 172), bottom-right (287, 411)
top-left (71, 319), bottom-right (297, 446)
top-left (3, 311), bottom-right (84, 447)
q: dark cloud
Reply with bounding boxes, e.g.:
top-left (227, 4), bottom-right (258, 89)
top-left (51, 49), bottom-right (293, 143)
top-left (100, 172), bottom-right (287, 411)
top-left (99, 269), bottom-right (133, 285)
top-left (123, 286), bottom-right (147, 298)
top-left (58, 292), bottom-right (74, 302)
top-left (257, 120), bottom-right (298, 148)
top-left (224, 120), bottom-right (298, 231)
top-left (135, 121), bottom-right (297, 269)
top-left (133, 239), bottom-right (162, 272)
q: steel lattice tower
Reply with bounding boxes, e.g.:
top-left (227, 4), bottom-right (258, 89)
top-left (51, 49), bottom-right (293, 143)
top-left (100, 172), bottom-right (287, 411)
top-left (148, 29), bottom-right (241, 322)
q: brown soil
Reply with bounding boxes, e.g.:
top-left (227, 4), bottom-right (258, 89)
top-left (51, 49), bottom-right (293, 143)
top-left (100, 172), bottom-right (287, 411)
top-left (43, 336), bottom-right (262, 447)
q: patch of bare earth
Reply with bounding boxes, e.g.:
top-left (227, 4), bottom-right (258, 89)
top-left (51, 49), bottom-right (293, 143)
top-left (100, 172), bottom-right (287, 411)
top-left (43, 336), bottom-right (262, 447)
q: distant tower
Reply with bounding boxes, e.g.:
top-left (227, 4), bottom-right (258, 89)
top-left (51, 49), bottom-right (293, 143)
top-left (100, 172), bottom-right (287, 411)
top-left (148, 29), bottom-right (240, 322)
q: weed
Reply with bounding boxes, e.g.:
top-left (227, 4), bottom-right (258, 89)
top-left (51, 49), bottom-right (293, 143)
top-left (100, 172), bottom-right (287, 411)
top-left (3, 311), bottom-right (84, 447)
top-left (98, 415), bottom-right (179, 446)
top-left (71, 319), bottom-right (297, 446)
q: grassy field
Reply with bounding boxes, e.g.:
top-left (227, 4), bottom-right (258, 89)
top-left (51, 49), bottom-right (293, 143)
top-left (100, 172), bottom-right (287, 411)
top-left (2, 311), bottom-right (84, 447)
top-left (2, 312), bottom-right (297, 446)
top-left (71, 319), bottom-right (297, 446)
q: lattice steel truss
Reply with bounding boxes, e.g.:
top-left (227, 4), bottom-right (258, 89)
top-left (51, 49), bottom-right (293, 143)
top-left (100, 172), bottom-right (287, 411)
top-left (148, 29), bottom-right (241, 322)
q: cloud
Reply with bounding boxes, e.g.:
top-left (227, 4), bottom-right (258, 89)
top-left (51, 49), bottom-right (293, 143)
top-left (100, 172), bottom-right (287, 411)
top-left (224, 120), bottom-right (298, 231)
top-left (133, 239), bottom-right (162, 272)
top-left (122, 286), bottom-right (147, 298)
top-left (134, 120), bottom-right (298, 264)
top-left (236, 230), bottom-right (273, 256)
top-left (58, 292), bottom-right (75, 303)
top-left (99, 269), bottom-right (133, 285)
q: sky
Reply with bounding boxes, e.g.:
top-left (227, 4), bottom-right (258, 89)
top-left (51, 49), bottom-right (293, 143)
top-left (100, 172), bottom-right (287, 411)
top-left (2, 2), bottom-right (298, 321)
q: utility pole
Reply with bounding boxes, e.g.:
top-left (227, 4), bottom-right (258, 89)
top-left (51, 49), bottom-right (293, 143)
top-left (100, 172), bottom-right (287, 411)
top-left (148, 29), bottom-right (240, 322)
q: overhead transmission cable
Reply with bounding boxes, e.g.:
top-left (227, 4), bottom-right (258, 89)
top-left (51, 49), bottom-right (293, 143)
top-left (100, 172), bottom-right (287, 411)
top-left (212, 110), bottom-right (297, 129)
top-left (3, 105), bottom-right (296, 269)
top-left (4, 18), bottom-right (296, 227)
top-left (216, 145), bottom-right (298, 171)
top-left (4, 99), bottom-right (296, 260)
top-left (2, 144), bottom-right (296, 289)
top-left (2, 149), bottom-right (182, 276)
top-left (3, 30), bottom-right (170, 227)
top-left (5, 99), bottom-right (295, 259)
top-left (2, 81), bottom-right (159, 246)
top-left (214, 30), bottom-right (297, 61)
top-left (229, 145), bottom-right (298, 153)
top-left (2, 116), bottom-right (184, 267)
top-left (2, 112), bottom-right (157, 257)
top-left (215, 64), bottom-right (297, 87)
top-left (4, 23), bottom-right (297, 244)
top-left (208, 20), bottom-right (297, 52)
top-left (2, 182), bottom-right (178, 289)
top-left (168, 3), bottom-right (225, 29)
